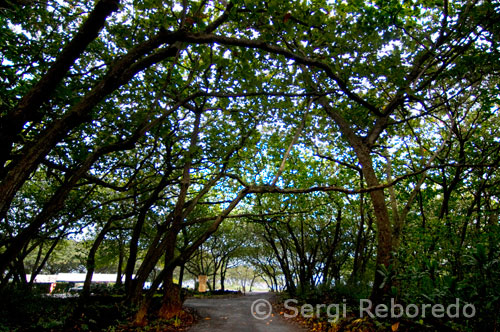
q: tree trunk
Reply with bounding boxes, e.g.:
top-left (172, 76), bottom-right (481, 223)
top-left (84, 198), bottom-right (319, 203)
top-left (319, 97), bottom-right (393, 303)
top-left (178, 263), bottom-right (185, 289)
top-left (124, 209), bottom-right (147, 294)
top-left (125, 170), bottom-right (172, 293)
top-left (351, 186), bottom-right (366, 283)
top-left (0, 0), bottom-right (120, 175)
top-left (115, 233), bottom-right (124, 286)
top-left (322, 208), bottom-right (342, 287)
top-left (264, 228), bottom-right (296, 295)
top-left (29, 237), bottom-right (61, 285)
top-left (82, 219), bottom-right (112, 299)
top-left (158, 267), bottom-right (183, 320)
top-left (249, 275), bottom-right (256, 292)
top-left (220, 258), bottom-right (229, 291)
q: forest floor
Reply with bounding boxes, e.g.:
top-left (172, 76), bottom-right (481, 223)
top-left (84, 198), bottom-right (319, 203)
top-left (185, 292), bottom-right (307, 332)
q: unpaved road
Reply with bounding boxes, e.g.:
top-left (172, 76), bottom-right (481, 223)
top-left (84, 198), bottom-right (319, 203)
top-left (185, 292), bottom-right (307, 332)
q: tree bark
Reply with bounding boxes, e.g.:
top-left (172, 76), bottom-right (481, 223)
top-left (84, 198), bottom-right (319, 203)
top-left (322, 208), bottom-right (342, 287)
top-left (319, 97), bottom-right (393, 303)
top-left (115, 231), bottom-right (125, 286)
top-left (351, 174), bottom-right (366, 283)
top-left (158, 268), bottom-right (183, 319)
top-left (0, 0), bottom-right (120, 174)
top-left (82, 219), bottom-right (113, 299)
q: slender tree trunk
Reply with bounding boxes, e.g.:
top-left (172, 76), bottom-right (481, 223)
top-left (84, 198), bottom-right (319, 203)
top-left (82, 219), bottom-right (112, 299)
top-left (351, 186), bottom-right (366, 283)
top-left (220, 258), bottom-right (229, 291)
top-left (263, 228), bottom-right (296, 295)
top-left (29, 237), bottom-right (61, 285)
top-left (125, 170), bottom-right (172, 293)
top-left (249, 275), bottom-right (257, 292)
top-left (115, 234), bottom-right (124, 286)
top-left (124, 209), bottom-right (146, 295)
top-left (178, 263), bottom-right (185, 289)
top-left (322, 208), bottom-right (342, 287)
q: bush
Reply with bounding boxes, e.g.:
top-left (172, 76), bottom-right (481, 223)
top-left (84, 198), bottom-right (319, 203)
top-left (395, 243), bottom-right (500, 331)
top-left (0, 284), bottom-right (77, 331)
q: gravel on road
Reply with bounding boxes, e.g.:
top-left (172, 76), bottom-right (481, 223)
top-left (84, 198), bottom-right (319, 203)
top-left (184, 292), bottom-right (307, 332)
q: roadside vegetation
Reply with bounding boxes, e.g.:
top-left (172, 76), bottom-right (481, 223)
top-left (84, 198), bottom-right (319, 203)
top-left (1, 0), bottom-right (499, 331)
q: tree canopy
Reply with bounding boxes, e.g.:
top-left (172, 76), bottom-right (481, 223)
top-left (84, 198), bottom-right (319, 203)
top-left (1, 0), bottom-right (499, 330)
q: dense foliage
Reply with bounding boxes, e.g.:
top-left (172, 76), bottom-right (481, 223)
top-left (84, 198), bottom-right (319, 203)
top-left (1, 0), bottom-right (499, 330)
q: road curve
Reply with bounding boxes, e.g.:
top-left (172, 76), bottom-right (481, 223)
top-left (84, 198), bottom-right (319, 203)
top-left (185, 292), bottom-right (307, 332)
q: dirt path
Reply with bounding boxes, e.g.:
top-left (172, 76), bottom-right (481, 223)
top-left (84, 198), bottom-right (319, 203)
top-left (184, 292), bottom-right (307, 332)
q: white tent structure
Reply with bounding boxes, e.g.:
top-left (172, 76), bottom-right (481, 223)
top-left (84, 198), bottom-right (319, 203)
top-left (27, 273), bottom-right (125, 284)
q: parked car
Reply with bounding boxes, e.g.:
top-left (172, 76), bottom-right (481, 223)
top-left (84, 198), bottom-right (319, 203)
top-left (68, 285), bottom-right (83, 294)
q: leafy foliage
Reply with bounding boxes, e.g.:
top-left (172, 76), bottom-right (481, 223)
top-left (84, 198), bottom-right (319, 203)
top-left (0, 0), bottom-right (499, 330)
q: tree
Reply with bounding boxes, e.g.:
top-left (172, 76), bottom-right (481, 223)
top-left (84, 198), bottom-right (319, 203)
top-left (1, 1), bottom-right (499, 327)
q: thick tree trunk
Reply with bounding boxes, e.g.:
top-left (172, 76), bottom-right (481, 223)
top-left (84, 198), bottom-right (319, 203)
top-left (128, 229), bottom-right (179, 304)
top-left (133, 188), bottom-right (249, 322)
top-left (320, 97), bottom-right (393, 303)
top-left (363, 173), bottom-right (393, 303)
top-left (0, 34), bottom-right (179, 225)
top-left (0, 0), bottom-right (120, 174)
top-left (133, 238), bottom-right (179, 325)
top-left (158, 268), bottom-right (183, 320)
